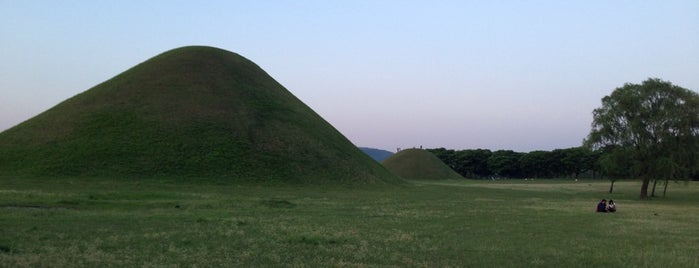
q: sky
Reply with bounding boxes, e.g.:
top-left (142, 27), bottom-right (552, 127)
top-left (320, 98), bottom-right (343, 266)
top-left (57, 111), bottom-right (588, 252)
top-left (1, 1), bottom-right (698, 152)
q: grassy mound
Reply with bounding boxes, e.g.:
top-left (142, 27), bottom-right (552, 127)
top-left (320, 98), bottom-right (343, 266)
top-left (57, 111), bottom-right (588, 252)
top-left (0, 46), bottom-right (398, 183)
top-left (381, 149), bottom-right (463, 180)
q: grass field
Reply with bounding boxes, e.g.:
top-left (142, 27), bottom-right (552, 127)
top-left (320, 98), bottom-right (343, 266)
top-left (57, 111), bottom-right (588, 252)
top-left (1, 177), bottom-right (697, 267)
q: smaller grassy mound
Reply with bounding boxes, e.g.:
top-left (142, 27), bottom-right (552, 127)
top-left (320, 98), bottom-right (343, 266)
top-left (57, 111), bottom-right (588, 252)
top-left (381, 149), bottom-right (463, 180)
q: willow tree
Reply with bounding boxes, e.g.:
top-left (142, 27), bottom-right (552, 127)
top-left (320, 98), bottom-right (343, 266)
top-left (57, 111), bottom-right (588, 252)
top-left (597, 146), bottom-right (636, 193)
top-left (585, 78), bottom-right (699, 199)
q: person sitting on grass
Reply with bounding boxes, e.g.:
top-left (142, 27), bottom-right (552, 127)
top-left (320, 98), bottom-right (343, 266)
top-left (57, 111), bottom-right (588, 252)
top-left (607, 200), bottom-right (616, 212)
top-left (596, 199), bottom-right (607, 212)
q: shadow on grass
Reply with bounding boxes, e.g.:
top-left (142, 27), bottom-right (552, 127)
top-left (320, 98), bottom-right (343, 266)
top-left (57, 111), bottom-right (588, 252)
top-left (0, 244), bottom-right (13, 254)
top-left (260, 199), bottom-right (296, 208)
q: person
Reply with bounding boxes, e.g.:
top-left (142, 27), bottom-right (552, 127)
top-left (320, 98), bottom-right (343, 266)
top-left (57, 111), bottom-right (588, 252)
top-left (607, 200), bottom-right (616, 212)
top-left (596, 199), bottom-right (607, 212)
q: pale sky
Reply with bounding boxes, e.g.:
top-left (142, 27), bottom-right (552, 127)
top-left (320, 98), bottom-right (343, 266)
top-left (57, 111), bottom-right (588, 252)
top-left (1, 1), bottom-right (698, 152)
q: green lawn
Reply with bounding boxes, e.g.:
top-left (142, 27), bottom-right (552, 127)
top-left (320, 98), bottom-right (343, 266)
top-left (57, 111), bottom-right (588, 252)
top-left (1, 177), bottom-right (697, 267)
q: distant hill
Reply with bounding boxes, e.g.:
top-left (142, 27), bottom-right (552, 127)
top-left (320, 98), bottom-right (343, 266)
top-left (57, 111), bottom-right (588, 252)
top-left (381, 149), bottom-right (464, 180)
top-left (0, 46), bottom-right (400, 184)
top-left (359, 147), bottom-right (394, 162)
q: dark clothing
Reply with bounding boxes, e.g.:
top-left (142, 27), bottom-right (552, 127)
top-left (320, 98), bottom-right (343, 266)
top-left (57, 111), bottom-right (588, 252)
top-left (596, 202), bottom-right (607, 212)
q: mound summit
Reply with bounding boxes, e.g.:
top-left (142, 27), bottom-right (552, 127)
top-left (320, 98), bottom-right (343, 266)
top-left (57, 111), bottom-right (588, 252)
top-left (381, 149), bottom-right (463, 180)
top-left (0, 46), bottom-right (398, 183)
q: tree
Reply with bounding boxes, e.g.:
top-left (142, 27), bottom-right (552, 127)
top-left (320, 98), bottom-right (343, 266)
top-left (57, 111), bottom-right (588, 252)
top-left (487, 150), bottom-right (523, 178)
top-left (430, 148), bottom-right (493, 179)
top-left (455, 149), bottom-right (492, 179)
top-left (429, 148), bottom-right (458, 171)
top-left (548, 149), bottom-right (568, 177)
top-left (587, 150), bottom-right (603, 179)
top-left (585, 78), bottom-right (699, 199)
top-left (598, 146), bottom-right (636, 193)
top-left (560, 147), bottom-right (596, 179)
top-left (519, 150), bottom-right (551, 178)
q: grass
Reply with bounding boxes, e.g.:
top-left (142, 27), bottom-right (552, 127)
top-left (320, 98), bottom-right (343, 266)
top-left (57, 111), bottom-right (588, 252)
top-left (1, 177), bottom-right (697, 267)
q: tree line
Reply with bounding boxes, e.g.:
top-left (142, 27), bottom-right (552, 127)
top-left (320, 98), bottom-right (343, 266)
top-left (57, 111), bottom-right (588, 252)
top-left (428, 147), bottom-right (600, 180)
top-left (430, 78), bottom-right (698, 200)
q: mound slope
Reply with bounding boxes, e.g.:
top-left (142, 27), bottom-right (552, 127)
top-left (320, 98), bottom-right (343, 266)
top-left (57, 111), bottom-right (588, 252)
top-left (381, 149), bottom-right (463, 180)
top-left (0, 46), bottom-right (398, 183)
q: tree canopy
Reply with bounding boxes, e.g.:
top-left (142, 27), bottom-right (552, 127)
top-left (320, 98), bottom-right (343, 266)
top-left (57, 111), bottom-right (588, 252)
top-left (584, 78), bottom-right (699, 199)
top-left (428, 147), bottom-right (596, 179)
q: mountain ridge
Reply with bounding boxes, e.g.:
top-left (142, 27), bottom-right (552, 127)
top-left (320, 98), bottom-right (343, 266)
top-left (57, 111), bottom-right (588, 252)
top-left (359, 147), bottom-right (394, 162)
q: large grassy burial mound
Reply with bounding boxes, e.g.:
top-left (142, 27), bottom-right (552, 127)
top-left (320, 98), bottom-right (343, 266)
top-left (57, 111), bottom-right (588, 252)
top-left (0, 46), bottom-right (398, 183)
top-left (381, 149), bottom-right (463, 180)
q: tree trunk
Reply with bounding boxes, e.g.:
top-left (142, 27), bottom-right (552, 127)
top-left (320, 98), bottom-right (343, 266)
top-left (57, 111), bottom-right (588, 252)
top-left (609, 180), bottom-right (615, 193)
top-left (640, 178), bottom-right (650, 199)
top-left (662, 178), bottom-right (669, 197)
top-left (651, 179), bottom-right (659, 197)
